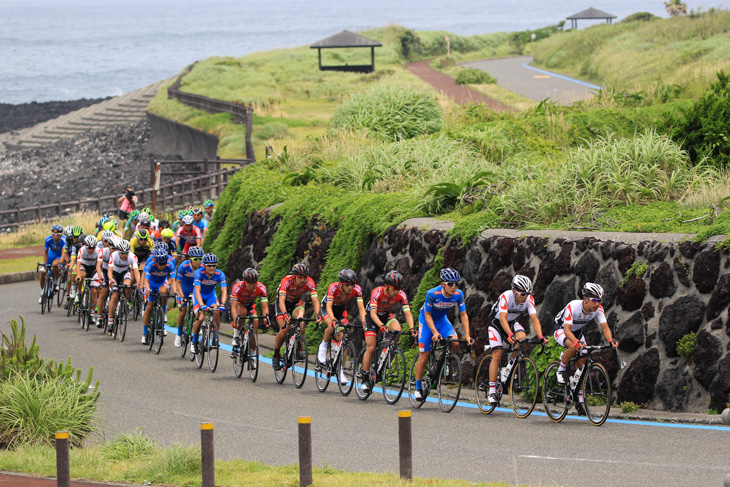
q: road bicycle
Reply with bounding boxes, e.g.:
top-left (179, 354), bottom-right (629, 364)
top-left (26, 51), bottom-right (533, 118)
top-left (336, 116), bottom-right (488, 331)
top-left (131, 286), bottom-right (143, 321)
top-left (274, 317), bottom-right (316, 388)
top-left (190, 307), bottom-right (221, 372)
top-left (232, 315), bottom-right (264, 382)
top-left (36, 263), bottom-right (56, 314)
top-left (110, 284), bottom-right (134, 342)
top-left (178, 296), bottom-right (195, 359)
top-left (56, 263), bottom-right (68, 308)
top-left (475, 338), bottom-right (544, 418)
top-left (355, 330), bottom-right (407, 404)
top-left (75, 277), bottom-right (94, 331)
top-left (408, 337), bottom-right (469, 413)
top-left (313, 321), bottom-right (357, 396)
top-left (146, 291), bottom-right (173, 355)
top-left (542, 344), bottom-right (624, 426)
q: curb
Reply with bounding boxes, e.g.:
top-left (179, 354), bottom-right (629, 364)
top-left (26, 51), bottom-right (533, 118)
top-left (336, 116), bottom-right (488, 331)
top-left (0, 271), bottom-right (39, 285)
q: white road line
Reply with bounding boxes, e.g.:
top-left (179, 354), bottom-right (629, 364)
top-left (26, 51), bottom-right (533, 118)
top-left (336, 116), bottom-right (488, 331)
top-left (519, 454), bottom-right (730, 471)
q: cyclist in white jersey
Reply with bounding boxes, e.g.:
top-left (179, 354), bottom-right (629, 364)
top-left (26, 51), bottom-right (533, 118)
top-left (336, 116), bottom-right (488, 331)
top-left (483, 275), bottom-right (548, 404)
top-left (94, 233), bottom-right (117, 326)
top-left (73, 235), bottom-right (102, 311)
top-left (105, 239), bottom-right (140, 331)
top-left (553, 282), bottom-right (618, 413)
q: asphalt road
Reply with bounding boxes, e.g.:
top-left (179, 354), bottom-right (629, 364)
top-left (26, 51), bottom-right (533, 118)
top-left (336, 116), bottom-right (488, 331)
top-left (4, 280), bottom-right (730, 487)
top-left (462, 56), bottom-right (599, 105)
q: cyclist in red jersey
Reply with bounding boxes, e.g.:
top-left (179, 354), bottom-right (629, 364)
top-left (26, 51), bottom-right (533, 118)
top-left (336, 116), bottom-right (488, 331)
top-left (316, 269), bottom-right (367, 366)
top-left (361, 270), bottom-right (415, 393)
top-left (272, 263), bottom-right (322, 370)
top-left (176, 215), bottom-right (202, 256)
top-left (230, 267), bottom-right (270, 359)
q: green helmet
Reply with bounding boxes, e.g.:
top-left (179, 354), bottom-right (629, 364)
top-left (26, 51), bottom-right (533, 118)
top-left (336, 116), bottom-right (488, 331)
top-left (72, 225), bottom-right (83, 237)
top-left (102, 220), bottom-right (116, 231)
top-left (129, 210), bottom-right (140, 220)
top-left (203, 200), bottom-right (214, 207)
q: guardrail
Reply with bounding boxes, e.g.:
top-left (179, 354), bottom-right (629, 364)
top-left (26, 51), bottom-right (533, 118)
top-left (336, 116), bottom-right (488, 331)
top-left (167, 62), bottom-right (255, 161)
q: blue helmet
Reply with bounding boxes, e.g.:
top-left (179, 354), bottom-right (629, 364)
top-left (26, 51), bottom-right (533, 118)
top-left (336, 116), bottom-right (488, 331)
top-left (153, 249), bottom-right (168, 264)
top-left (202, 253), bottom-right (218, 265)
top-left (440, 268), bottom-right (461, 283)
top-left (51, 224), bottom-right (63, 233)
top-left (188, 246), bottom-right (204, 258)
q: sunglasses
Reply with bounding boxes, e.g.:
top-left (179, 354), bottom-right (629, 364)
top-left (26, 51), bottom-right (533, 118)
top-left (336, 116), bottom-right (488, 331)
top-left (444, 282), bottom-right (459, 287)
top-left (515, 291), bottom-right (530, 297)
top-left (589, 298), bottom-right (602, 303)
top-left (119, 252), bottom-right (129, 256)
top-left (190, 257), bottom-right (202, 262)
top-left (205, 264), bottom-right (217, 268)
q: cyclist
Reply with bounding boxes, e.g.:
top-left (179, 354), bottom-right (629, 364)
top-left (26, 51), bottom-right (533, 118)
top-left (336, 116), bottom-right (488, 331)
top-left (316, 269), bottom-right (366, 383)
top-left (191, 207), bottom-right (208, 242)
top-left (39, 224), bottom-right (66, 304)
top-left (361, 270), bottom-right (415, 393)
top-left (156, 228), bottom-right (177, 257)
top-left (72, 235), bottom-right (101, 319)
top-left (413, 268), bottom-right (473, 401)
top-left (96, 218), bottom-right (121, 241)
top-left (172, 246), bottom-right (203, 348)
top-left (131, 228), bottom-right (154, 264)
top-left (171, 210), bottom-right (185, 234)
top-left (230, 267), bottom-right (269, 360)
top-left (203, 200), bottom-right (215, 221)
top-left (123, 210), bottom-right (140, 240)
top-left (93, 231), bottom-right (116, 323)
top-left (105, 239), bottom-right (140, 332)
top-left (482, 275), bottom-right (548, 405)
top-left (176, 215), bottom-right (202, 257)
top-left (553, 282), bottom-right (619, 413)
top-left (272, 263), bottom-right (321, 370)
top-left (190, 253), bottom-right (227, 355)
top-left (141, 249), bottom-right (175, 344)
top-left (62, 225), bottom-right (85, 307)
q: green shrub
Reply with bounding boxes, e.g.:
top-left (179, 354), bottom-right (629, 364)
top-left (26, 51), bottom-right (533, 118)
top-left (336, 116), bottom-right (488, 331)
top-left (255, 122), bottom-right (291, 140)
top-left (619, 401), bottom-right (641, 413)
top-left (622, 12), bottom-right (659, 23)
top-left (100, 429), bottom-right (157, 461)
top-left (620, 262), bottom-right (648, 287)
top-left (454, 68), bottom-right (496, 85)
top-left (330, 81), bottom-right (442, 142)
top-left (676, 332), bottom-right (698, 358)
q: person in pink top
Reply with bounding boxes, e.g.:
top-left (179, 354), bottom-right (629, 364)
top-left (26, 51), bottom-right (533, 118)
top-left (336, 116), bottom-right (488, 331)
top-left (118, 186), bottom-right (137, 220)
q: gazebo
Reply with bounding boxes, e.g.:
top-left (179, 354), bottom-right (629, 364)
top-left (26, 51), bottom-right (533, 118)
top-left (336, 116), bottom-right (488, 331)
top-left (566, 7), bottom-right (617, 29)
top-left (310, 30), bottom-right (382, 73)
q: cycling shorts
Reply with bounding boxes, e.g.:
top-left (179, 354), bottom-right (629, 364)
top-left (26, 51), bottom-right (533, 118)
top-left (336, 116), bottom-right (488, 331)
top-left (320, 303), bottom-right (348, 325)
top-left (193, 293), bottom-right (219, 312)
top-left (364, 312), bottom-right (398, 338)
top-left (110, 270), bottom-right (132, 293)
top-left (487, 311), bottom-right (524, 350)
top-left (553, 328), bottom-right (587, 356)
top-left (46, 251), bottom-right (62, 265)
top-left (418, 315), bottom-right (456, 352)
top-left (275, 298), bottom-right (303, 318)
top-left (235, 301), bottom-right (257, 316)
top-left (147, 280), bottom-right (169, 303)
top-left (180, 285), bottom-right (194, 301)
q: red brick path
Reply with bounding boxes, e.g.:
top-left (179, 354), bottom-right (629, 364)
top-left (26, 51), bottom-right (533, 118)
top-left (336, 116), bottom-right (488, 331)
top-left (0, 245), bottom-right (45, 261)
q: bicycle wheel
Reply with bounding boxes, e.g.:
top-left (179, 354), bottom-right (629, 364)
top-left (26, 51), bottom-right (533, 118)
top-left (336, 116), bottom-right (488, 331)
top-left (314, 341), bottom-right (331, 393)
top-left (475, 353), bottom-right (498, 414)
top-left (274, 341), bottom-right (288, 384)
top-left (291, 334), bottom-right (308, 388)
top-left (154, 308), bottom-right (164, 354)
top-left (583, 363), bottom-right (611, 426)
top-left (337, 341), bottom-right (356, 396)
top-left (354, 348), bottom-right (372, 401)
top-left (247, 330), bottom-right (259, 382)
top-left (233, 342), bottom-right (245, 378)
top-left (117, 302), bottom-right (128, 342)
top-left (147, 308), bottom-right (157, 351)
top-left (407, 355), bottom-right (425, 408)
top-left (57, 275), bottom-right (66, 307)
top-left (438, 354), bottom-right (462, 413)
top-left (77, 287), bottom-right (83, 324)
top-left (195, 327), bottom-right (206, 369)
top-left (382, 347), bottom-right (406, 405)
top-left (132, 294), bottom-right (141, 321)
top-left (82, 289), bottom-right (92, 331)
top-left (542, 361), bottom-right (570, 423)
top-left (179, 328), bottom-right (189, 359)
top-left (46, 279), bottom-right (54, 313)
top-left (40, 282), bottom-right (47, 315)
top-left (509, 357), bottom-right (539, 418)
top-left (207, 324), bottom-right (219, 373)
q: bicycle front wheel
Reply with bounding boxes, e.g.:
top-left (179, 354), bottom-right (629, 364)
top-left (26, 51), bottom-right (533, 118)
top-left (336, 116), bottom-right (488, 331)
top-left (314, 342), bottom-right (331, 393)
top-left (247, 332), bottom-right (259, 382)
top-left (542, 361), bottom-right (569, 423)
top-left (509, 357), bottom-right (539, 418)
top-left (583, 363), bottom-right (611, 426)
top-left (57, 276), bottom-right (66, 307)
top-left (207, 325), bottom-right (219, 373)
top-left (438, 354), bottom-right (462, 413)
top-left (154, 308), bottom-right (164, 354)
top-left (382, 347), bottom-right (406, 405)
top-left (354, 348), bottom-right (372, 401)
top-left (82, 289), bottom-right (92, 331)
top-left (274, 342), bottom-right (288, 384)
top-left (337, 341), bottom-right (356, 396)
top-left (292, 334), bottom-right (308, 388)
top-left (46, 280), bottom-right (54, 313)
top-left (407, 355), bottom-right (425, 408)
top-left (233, 344), bottom-right (245, 378)
top-left (195, 328), bottom-right (206, 369)
top-left (118, 303), bottom-right (127, 342)
top-left (475, 353), bottom-right (497, 414)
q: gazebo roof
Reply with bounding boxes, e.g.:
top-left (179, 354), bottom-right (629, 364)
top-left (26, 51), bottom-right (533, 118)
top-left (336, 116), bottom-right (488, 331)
top-left (310, 30), bottom-right (382, 49)
top-left (566, 7), bottom-right (617, 19)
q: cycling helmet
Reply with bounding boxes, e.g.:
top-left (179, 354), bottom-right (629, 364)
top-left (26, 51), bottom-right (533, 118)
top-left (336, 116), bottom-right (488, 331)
top-left (161, 228), bottom-right (174, 238)
top-left (188, 246), bottom-right (204, 258)
top-left (511, 275), bottom-right (533, 295)
top-left (153, 249), bottom-right (168, 264)
top-left (102, 220), bottom-right (116, 231)
top-left (51, 224), bottom-right (63, 233)
top-left (338, 269), bottom-right (357, 283)
top-left (100, 230), bottom-right (114, 243)
top-left (72, 225), bottom-right (83, 237)
top-left (154, 241), bottom-right (166, 250)
top-left (99, 216), bottom-right (110, 226)
top-left (135, 229), bottom-right (150, 240)
top-left (440, 268), bottom-right (461, 283)
top-left (182, 215), bottom-right (194, 225)
top-left (63, 226), bottom-right (73, 237)
top-left (203, 200), bottom-right (214, 207)
top-left (291, 263), bottom-right (309, 277)
top-left (384, 270), bottom-right (403, 288)
top-left (139, 218), bottom-right (151, 227)
top-left (84, 235), bottom-right (97, 247)
top-left (582, 282), bottom-right (604, 300)
top-left (109, 236), bottom-right (122, 249)
top-left (192, 207), bottom-right (203, 215)
top-left (242, 268), bottom-right (259, 283)
top-left (142, 207), bottom-right (152, 215)
top-left (158, 219), bottom-right (170, 229)
top-left (178, 210), bottom-right (185, 219)
top-left (202, 253), bottom-right (218, 265)
top-left (117, 239), bottom-right (131, 253)
top-left (129, 210), bottom-right (140, 220)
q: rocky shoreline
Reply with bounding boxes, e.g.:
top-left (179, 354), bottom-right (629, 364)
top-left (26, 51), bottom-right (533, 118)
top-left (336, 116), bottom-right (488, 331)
top-left (0, 98), bottom-right (109, 134)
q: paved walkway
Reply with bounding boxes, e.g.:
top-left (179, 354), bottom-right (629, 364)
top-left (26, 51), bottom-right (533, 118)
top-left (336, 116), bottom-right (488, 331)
top-left (406, 60), bottom-right (512, 111)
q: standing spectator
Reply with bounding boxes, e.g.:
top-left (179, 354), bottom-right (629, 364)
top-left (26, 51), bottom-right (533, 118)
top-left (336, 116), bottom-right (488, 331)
top-left (118, 186), bottom-right (137, 221)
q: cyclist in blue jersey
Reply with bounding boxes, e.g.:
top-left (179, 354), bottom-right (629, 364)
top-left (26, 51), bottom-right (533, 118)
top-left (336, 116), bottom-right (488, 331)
top-left (191, 207), bottom-right (208, 242)
top-left (39, 224), bottom-right (67, 304)
top-left (172, 246), bottom-right (203, 348)
top-left (413, 268), bottom-right (473, 401)
top-left (190, 253), bottom-right (227, 354)
top-left (203, 200), bottom-right (215, 221)
top-left (141, 249), bottom-right (175, 344)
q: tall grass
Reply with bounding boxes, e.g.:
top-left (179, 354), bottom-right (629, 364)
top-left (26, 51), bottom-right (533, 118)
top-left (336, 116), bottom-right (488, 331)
top-left (0, 210), bottom-right (100, 249)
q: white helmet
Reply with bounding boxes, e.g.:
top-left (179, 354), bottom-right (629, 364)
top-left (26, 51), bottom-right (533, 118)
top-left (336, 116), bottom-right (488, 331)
top-left (182, 215), bottom-right (194, 225)
top-left (582, 282), bottom-right (604, 300)
top-left (117, 239), bottom-right (131, 253)
top-left (511, 275), bottom-right (533, 295)
top-left (84, 235), bottom-right (97, 247)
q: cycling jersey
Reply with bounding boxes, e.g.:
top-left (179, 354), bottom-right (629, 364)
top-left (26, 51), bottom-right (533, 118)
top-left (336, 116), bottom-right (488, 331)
top-left (144, 258), bottom-right (175, 285)
top-left (193, 218), bottom-right (208, 233)
top-left (204, 210), bottom-right (215, 221)
top-left (176, 226), bottom-right (202, 252)
top-left (175, 260), bottom-right (198, 296)
top-left (130, 237), bottom-right (154, 259)
top-left (45, 235), bottom-right (66, 259)
top-left (155, 239), bottom-right (177, 256)
top-left (417, 286), bottom-right (464, 352)
top-left (231, 281), bottom-right (267, 307)
top-left (64, 235), bottom-right (85, 257)
top-left (98, 247), bottom-right (112, 272)
top-left (77, 246), bottom-right (102, 268)
top-left (194, 267), bottom-right (226, 297)
top-left (324, 282), bottom-right (362, 306)
top-left (489, 290), bottom-right (537, 325)
top-left (95, 230), bottom-right (122, 241)
top-left (367, 286), bottom-right (409, 315)
top-left (109, 250), bottom-right (139, 274)
top-left (555, 300), bottom-right (606, 334)
top-left (277, 275), bottom-right (317, 302)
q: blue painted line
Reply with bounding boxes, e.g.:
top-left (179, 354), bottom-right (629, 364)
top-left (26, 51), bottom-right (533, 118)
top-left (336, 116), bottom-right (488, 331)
top-left (521, 62), bottom-right (602, 90)
top-left (164, 326), bottom-right (730, 430)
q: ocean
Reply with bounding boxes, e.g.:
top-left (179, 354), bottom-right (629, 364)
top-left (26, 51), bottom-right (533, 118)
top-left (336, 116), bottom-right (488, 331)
top-left (1, 0), bottom-right (704, 104)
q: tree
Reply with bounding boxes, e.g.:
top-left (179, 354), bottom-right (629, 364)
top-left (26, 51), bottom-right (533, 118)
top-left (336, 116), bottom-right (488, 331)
top-left (664, 0), bottom-right (687, 17)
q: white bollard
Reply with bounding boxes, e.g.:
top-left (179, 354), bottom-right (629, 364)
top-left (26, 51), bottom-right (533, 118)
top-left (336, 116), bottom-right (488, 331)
top-left (722, 408), bottom-right (730, 426)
